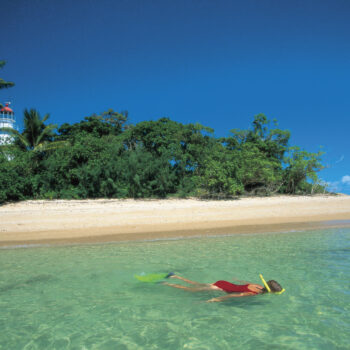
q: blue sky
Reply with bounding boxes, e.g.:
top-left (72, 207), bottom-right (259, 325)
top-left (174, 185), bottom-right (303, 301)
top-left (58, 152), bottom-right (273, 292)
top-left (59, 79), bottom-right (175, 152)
top-left (2, 0), bottom-right (350, 193)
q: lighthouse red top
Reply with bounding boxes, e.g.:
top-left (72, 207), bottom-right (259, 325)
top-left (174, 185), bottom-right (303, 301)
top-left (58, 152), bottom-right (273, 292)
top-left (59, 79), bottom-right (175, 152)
top-left (0, 103), bottom-right (14, 114)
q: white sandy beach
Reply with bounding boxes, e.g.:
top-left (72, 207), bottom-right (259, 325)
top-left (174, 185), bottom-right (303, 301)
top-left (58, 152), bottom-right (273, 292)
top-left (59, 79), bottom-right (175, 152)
top-left (0, 195), bottom-right (350, 246)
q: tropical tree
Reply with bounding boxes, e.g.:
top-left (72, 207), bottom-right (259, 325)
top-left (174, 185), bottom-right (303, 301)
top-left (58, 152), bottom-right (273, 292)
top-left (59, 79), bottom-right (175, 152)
top-left (57, 108), bottom-right (129, 140)
top-left (1, 109), bottom-right (65, 151)
top-left (283, 147), bottom-right (324, 194)
top-left (0, 149), bottom-right (33, 202)
top-left (0, 110), bottom-right (327, 204)
top-left (0, 61), bottom-right (14, 90)
top-left (223, 114), bottom-right (290, 195)
top-left (199, 142), bottom-right (244, 197)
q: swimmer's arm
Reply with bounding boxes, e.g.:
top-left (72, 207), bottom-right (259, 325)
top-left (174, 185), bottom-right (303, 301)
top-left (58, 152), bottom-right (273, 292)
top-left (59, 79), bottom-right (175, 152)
top-left (206, 292), bottom-right (254, 302)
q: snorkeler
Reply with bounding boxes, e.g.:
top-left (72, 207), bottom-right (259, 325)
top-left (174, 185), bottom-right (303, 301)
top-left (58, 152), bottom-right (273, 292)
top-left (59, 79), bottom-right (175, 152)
top-left (163, 274), bottom-right (284, 302)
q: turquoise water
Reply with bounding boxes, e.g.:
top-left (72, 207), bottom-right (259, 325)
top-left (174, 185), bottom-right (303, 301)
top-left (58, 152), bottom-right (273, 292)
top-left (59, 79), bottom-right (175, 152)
top-left (1, 228), bottom-right (350, 349)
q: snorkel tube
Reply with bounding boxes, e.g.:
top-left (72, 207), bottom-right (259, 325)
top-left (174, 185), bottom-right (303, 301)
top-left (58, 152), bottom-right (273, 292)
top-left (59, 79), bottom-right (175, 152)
top-left (259, 274), bottom-right (285, 295)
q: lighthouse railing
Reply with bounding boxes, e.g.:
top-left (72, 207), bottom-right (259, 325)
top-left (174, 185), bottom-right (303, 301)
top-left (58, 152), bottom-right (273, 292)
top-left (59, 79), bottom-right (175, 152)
top-left (0, 113), bottom-right (16, 131)
top-left (0, 112), bottom-right (15, 121)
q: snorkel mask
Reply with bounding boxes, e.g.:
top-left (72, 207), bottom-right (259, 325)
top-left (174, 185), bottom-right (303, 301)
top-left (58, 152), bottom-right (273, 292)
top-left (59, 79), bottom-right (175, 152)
top-left (259, 274), bottom-right (285, 295)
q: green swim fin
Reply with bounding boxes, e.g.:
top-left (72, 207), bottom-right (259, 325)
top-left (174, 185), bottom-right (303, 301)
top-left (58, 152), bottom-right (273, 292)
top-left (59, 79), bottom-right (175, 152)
top-left (134, 272), bottom-right (174, 283)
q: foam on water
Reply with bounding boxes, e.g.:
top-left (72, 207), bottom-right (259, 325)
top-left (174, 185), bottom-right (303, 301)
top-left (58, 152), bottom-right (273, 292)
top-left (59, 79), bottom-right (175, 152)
top-left (0, 228), bottom-right (349, 349)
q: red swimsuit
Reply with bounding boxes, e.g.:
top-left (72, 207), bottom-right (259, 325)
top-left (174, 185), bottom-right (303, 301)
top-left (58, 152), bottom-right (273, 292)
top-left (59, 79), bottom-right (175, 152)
top-left (213, 280), bottom-right (258, 294)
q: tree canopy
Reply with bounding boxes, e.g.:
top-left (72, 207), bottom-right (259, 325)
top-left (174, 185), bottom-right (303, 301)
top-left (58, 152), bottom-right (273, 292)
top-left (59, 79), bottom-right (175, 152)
top-left (0, 110), bottom-right (326, 203)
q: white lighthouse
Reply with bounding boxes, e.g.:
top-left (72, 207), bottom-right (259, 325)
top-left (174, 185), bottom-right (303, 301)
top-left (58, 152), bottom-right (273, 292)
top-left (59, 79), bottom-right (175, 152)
top-left (0, 102), bottom-right (16, 145)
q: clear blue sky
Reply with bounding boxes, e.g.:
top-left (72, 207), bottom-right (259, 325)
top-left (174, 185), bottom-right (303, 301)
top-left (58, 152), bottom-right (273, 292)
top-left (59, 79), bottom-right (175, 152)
top-left (2, 0), bottom-right (350, 193)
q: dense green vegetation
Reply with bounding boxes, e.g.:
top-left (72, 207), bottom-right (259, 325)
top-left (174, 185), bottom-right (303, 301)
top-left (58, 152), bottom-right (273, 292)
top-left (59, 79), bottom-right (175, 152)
top-left (0, 107), bottom-right (325, 203)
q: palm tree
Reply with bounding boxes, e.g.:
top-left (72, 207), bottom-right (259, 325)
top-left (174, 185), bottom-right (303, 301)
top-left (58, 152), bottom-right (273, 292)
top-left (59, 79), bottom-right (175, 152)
top-left (0, 61), bottom-right (14, 91)
top-left (1, 108), bottom-right (67, 151)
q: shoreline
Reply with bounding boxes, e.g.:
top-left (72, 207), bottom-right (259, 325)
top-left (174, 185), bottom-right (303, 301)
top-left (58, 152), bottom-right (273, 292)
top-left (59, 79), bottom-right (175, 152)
top-left (1, 220), bottom-right (350, 249)
top-left (1, 195), bottom-right (350, 247)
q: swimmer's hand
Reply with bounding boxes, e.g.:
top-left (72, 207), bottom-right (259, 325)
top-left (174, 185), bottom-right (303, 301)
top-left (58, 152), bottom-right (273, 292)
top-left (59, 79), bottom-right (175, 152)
top-left (207, 298), bottom-right (221, 302)
top-left (248, 284), bottom-right (264, 293)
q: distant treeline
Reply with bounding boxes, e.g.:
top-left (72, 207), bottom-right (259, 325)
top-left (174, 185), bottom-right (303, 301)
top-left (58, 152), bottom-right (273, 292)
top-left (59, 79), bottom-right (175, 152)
top-left (0, 109), bottom-right (325, 203)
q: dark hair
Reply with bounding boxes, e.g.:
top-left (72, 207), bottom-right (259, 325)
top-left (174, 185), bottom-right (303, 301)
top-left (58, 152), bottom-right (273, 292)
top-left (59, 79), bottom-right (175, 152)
top-left (267, 280), bottom-right (283, 292)
top-left (261, 280), bottom-right (283, 293)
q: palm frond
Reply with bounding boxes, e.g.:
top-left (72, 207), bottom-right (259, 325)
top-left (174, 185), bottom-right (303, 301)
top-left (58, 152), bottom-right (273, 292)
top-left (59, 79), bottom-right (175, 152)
top-left (35, 124), bottom-right (57, 146)
top-left (0, 78), bottom-right (15, 89)
top-left (34, 140), bottom-right (70, 152)
top-left (0, 127), bottom-right (30, 148)
top-left (42, 114), bottom-right (50, 123)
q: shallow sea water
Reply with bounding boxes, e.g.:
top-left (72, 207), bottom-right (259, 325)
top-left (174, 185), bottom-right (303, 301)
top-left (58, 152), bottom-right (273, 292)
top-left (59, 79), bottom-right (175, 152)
top-left (0, 227), bottom-right (349, 350)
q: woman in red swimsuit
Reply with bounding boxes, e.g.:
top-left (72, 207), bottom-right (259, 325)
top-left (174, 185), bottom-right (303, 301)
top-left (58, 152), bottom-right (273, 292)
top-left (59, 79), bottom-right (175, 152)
top-left (163, 274), bottom-right (283, 302)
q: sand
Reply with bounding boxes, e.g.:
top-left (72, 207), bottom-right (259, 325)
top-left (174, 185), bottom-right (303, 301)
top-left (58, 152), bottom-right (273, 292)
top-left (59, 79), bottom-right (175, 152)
top-left (1, 195), bottom-right (350, 247)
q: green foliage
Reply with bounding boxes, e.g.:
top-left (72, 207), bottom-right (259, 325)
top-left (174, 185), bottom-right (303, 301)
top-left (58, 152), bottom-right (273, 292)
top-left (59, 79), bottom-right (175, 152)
top-left (222, 114), bottom-right (290, 195)
top-left (57, 109), bottom-right (128, 140)
top-left (0, 149), bottom-right (33, 202)
top-left (0, 60), bottom-right (15, 90)
top-left (198, 142), bottom-right (243, 198)
top-left (0, 111), bottom-right (326, 204)
top-left (283, 147), bottom-right (324, 194)
top-left (1, 109), bottom-right (66, 152)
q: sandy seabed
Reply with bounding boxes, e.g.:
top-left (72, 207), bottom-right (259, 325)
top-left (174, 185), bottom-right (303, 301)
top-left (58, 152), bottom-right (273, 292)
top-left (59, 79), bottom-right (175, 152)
top-left (0, 195), bottom-right (350, 247)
